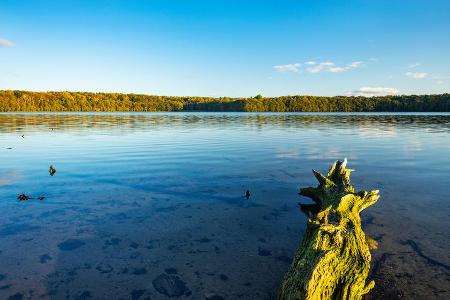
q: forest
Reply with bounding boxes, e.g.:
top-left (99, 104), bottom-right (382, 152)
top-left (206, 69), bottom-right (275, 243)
top-left (0, 90), bottom-right (449, 112)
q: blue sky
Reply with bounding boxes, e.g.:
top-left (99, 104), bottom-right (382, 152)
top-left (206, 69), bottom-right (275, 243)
top-left (1, 0), bottom-right (449, 97)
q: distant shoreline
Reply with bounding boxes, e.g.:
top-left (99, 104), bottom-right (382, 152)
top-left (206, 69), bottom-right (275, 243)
top-left (1, 90), bottom-right (449, 112)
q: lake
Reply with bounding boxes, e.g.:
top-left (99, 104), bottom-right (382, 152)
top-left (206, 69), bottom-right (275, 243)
top-left (0, 112), bottom-right (449, 300)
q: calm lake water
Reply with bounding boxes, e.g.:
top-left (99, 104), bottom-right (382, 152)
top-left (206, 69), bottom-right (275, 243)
top-left (0, 113), bottom-right (449, 300)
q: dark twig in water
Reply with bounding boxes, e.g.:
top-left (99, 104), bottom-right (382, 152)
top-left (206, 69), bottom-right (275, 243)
top-left (18, 194), bottom-right (30, 201)
top-left (17, 194), bottom-right (45, 201)
top-left (49, 165), bottom-right (56, 176)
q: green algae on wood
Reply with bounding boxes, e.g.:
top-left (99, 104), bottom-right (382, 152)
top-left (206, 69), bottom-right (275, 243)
top-left (279, 159), bottom-right (379, 300)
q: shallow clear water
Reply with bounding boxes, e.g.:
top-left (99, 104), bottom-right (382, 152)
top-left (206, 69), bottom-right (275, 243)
top-left (0, 112), bottom-right (449, 300)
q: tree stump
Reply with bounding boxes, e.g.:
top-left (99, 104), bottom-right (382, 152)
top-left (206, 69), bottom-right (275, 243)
top-left (279, 159), bottom-right (379, 300)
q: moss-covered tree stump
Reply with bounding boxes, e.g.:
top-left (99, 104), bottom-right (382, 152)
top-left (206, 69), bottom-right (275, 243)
top-left (279, 159), bottom-right (379, 300)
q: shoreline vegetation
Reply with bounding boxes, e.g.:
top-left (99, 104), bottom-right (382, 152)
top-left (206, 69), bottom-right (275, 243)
top-left (0, 90), bottom-right (449, 112)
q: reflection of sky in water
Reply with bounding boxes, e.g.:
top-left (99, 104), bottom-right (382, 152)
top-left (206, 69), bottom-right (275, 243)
top-left (0, 113), bottom-right (449, 299)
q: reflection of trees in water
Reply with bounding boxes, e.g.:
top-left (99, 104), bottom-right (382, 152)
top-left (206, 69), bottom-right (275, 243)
top-left (0, 113), bottom-right (449, 133)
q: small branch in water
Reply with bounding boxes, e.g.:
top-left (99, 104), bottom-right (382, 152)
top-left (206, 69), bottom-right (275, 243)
top-left (49, 165), bottom-right (56, 176)
top-left (17, 194), bottom-right (45, 201)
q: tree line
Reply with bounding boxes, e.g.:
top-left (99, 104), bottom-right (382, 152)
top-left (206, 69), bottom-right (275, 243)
top-left (0, 90), bottom-right (449, 112)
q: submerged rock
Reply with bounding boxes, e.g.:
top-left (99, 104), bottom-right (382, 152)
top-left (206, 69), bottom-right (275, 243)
top-left (279, 159), bottom-right (380, 300)
top-left (132, 268), bottom-right (147, 275)
top-left (219, 274), bottom-right (229, 281)
top-left (205, 292), bottom-right (225, 300)
top-left (58, 239), bottom-right (86, 251)
top-left (152, 273), bottom-right (191, 297)
top-left (39, 254), bottom-right (52, 263)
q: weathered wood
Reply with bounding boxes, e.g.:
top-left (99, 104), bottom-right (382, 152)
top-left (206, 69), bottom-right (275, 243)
top-left (279, 159), bottom-right (379, 300)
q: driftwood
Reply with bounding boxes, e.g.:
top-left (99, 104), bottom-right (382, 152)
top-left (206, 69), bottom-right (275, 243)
top-left (279, 159), bottom-right (379, 300)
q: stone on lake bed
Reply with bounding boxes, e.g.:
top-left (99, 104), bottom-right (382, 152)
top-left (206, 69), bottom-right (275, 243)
top-left (58, 239), bottom-right (86, 251)
top-left (39, 254), bottom-right (52, 263)
top-left (132, 268), bottom-right (147, 275)
top-left (152, 273), bottom-right (191, 297)
top-left (219, 274), bottom-right (229, 281)
top-left (205, 292), bottom-right (225, 300)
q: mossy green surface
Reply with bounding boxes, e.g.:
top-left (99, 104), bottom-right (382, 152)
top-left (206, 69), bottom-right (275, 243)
top-left (279, 159), bottom-right (379, 300)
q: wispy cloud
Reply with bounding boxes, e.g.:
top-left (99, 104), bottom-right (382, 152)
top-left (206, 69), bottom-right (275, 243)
top-left (350, 87), bottom-right (399, 96)
top-left (273, 63), bottom-right (301, 73)
top-left (273, 60), bottom-right (363, 74)
top-left (348, 61), bottom-right (363, 68)
top-left (305, 61), bottom-right (362, 73)
top-left (405, 71), bottom-right (428, 79)
top-left (407, 63), bottom-right (421, 69)
top-left (0, 37), bottom-right (14, 47)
